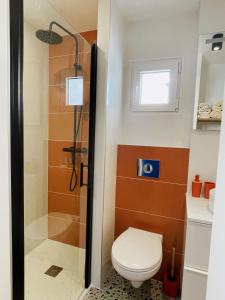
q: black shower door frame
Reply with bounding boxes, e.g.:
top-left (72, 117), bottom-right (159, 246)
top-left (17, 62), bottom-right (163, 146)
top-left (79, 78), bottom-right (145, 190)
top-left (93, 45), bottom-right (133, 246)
top-left (10, 0), bottom-right (97, 299)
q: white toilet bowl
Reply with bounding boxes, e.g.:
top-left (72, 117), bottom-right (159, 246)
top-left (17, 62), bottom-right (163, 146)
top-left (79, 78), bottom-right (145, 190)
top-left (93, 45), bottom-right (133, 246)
top-left (111, 227), bottom-right (163, 288)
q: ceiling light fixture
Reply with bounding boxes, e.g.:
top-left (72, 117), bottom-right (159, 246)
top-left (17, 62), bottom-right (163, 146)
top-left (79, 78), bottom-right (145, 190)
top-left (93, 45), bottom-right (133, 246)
top-left (212, 33), bottom-right (223, 51)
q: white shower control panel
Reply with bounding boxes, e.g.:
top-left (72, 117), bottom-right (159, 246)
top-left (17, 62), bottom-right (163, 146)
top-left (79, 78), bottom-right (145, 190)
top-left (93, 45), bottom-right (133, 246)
top-left (137, 159), bottom-right (160, 179)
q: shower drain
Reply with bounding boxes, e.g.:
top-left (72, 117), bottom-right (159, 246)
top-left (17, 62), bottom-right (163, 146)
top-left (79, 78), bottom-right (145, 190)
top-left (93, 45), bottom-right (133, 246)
top-left (45, 265), bottom-right (63, 277)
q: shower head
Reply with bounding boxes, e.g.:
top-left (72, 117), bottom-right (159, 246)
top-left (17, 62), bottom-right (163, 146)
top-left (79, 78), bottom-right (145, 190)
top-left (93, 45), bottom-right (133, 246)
top-left (36, 21), bottom-right (81, 75)
top-left (36, 29), bottom-right (63, 45)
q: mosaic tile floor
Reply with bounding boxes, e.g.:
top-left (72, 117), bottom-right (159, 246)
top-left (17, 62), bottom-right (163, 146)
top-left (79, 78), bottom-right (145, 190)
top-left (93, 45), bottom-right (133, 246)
top-left (83, 268), bottom-right (179, 300)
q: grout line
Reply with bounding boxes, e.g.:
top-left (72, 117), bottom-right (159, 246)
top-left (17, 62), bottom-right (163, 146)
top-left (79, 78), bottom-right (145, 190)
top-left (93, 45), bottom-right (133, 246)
top-left (163, 249), bottom-right (184, 256)
top-left (49, 51), bottom-right (90, 59)
top-left (117, 175), bottom-right (187, 186)
top-left (115, 207), bottom-right (185, 222)
top-left (48, 165), bottom-right (88, 170)
top-left (48, 81), bottom-right (90, 87)
top-left (48, 111), bottom-right (89, 115)
top-left (48, 165), bottom-right (73, 170)
top-left (48, 139), bottom-right (89, 143)
top-left (48, 190), bottom-right (86, 199)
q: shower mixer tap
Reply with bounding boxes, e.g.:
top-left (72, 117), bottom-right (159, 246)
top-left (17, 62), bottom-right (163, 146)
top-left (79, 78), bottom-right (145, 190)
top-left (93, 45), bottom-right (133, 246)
top-left (62, 146), bottom-right (87, 154)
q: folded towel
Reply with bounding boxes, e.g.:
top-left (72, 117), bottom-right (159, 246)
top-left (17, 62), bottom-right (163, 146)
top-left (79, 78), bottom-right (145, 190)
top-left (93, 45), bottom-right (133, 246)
top-left (212, 104), bottom-right (222, 112)
top-left (198, 107), bottom-right (211, 113)
top-left (209, 110), bottom-right (222, 119)
top-left (198, 112), bottom-right (210, 119)
top-left (199, 102), bottom-right (211, 110)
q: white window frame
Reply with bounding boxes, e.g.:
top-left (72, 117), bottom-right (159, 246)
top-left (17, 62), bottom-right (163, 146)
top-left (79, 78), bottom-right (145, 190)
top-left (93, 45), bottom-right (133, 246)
top-left (131, 58), bottom-right (182, 112)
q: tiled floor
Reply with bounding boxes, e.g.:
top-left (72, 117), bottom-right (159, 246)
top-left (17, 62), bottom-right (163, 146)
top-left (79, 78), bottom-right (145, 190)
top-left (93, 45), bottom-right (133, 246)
top-left (25, 239), bottom-right (85, 300)
top-left (83, 269), bottom-right (179, 300)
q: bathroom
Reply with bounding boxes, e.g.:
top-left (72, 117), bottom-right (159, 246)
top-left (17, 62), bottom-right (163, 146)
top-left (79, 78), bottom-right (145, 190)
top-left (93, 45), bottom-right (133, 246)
top-left (1, 0), bottom-right (225, 299)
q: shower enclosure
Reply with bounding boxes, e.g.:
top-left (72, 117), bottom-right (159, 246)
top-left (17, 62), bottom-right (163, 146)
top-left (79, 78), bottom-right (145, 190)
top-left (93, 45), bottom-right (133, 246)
top-left (10, 0), bottom-right (97, 299)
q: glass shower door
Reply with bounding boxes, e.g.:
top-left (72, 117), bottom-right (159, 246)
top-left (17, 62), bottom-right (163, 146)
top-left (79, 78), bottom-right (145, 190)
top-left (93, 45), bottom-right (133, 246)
top-left (23, 1), bottom-right (96, 299)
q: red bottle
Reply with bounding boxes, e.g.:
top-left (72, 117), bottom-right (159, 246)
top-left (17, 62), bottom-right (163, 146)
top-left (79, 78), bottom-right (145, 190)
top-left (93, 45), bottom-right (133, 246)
top-left (192, 175), bottom-right (202, 198)
top-left (204, 182), bottom-right (216, 199)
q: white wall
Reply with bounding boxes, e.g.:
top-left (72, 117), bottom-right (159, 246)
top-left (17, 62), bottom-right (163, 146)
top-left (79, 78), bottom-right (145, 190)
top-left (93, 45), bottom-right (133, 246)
top-left (203, 1), bottom-right (225, 297)
top-left (92, 0), bottom-right (124, 287)
top-left (101, 0), bottom-right (124, 274)
top-left (188, 0), bottom-right (225, 190)
top-left (207, 95), bottom-right (225, 300)
top-left (120, 13), bottom-right (199, 147)
top-left (188, 130), bottom-right (220, 188)
top-left (0, 0), bottom-right (12, 299)
top-left (91, 0), bottom-right (110, 288)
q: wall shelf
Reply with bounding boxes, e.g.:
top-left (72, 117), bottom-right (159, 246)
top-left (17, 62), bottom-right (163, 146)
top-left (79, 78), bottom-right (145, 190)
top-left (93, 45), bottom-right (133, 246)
top-left (197, 118), bottom-right (221, 123)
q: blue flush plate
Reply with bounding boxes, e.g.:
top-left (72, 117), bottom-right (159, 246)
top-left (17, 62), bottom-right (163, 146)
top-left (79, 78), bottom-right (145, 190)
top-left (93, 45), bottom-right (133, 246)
top-left (137, 159), bottom-right (160, 179)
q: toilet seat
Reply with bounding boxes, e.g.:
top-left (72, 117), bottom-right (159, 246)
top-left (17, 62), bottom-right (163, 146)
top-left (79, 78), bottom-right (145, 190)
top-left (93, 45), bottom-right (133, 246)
top-left (112, 228), bottom-right (162, 272)
top-left (112, 255), bottom-right (162, 273)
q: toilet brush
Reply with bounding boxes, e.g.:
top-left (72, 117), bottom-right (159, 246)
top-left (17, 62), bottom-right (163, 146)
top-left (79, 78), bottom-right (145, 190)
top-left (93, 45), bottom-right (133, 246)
top-left (170, 247), bottom-right (175, 280)
top-left (164, 247), bottom-right (179, 298)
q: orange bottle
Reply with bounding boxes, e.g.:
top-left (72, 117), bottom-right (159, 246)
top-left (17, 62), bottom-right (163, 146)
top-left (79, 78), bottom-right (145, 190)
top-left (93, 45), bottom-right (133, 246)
top-left (192, 175), bottom-right (202, 198)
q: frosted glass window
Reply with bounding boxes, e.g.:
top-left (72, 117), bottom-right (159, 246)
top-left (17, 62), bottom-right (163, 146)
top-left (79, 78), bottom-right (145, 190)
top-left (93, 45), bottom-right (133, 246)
top-left (140, 71), bottom-right (170, 105)
top-left (131, 58), bottom-right (181, 112)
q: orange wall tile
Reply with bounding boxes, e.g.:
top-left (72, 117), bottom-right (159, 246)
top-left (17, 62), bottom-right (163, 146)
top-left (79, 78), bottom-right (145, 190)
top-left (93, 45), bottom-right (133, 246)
top-left (115, 208), bottom-right (185, 254)
top-left (49, 53), bottom-right (90, 86)
top-left (80, 30), bottom-right (97, 45)
top-left (49, 82), bottom-right (90, 113)
top-left (48, 31), bottom-right (92, 248)
top-left (48, 140), bottom-right (88, 167)
top-left (49, 219), bottom-right (86, 248)
top-left (116, 177), bottom-right (186, 220)
top-left (48, 191), bottom-right (80, 216)
top-left (115, 145), bottom-right (189, 281)
top-left (49, 85), bottom-right (73, 113)
top-left (49, 34), bottom-right (91, 58)
top-left (49, 113), bottom-right (74, 141)
top-left (117, 145), bottom-right (189, 184)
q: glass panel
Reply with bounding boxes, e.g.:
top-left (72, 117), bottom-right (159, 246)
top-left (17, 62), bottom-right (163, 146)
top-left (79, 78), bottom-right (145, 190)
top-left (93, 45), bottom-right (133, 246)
top-left (140, 70), bottom-right (170, 105)
top-left (23, 1), bottom-right (92, 299)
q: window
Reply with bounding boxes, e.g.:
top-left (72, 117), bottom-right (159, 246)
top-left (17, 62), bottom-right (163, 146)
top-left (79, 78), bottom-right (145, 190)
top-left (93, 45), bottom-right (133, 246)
top-left (131, 58), bottom-right (181, 112)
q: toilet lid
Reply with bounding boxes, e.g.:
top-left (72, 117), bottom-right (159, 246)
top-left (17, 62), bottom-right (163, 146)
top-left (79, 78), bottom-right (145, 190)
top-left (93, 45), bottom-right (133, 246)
top-left (112, 228), bottom-right (162, 272)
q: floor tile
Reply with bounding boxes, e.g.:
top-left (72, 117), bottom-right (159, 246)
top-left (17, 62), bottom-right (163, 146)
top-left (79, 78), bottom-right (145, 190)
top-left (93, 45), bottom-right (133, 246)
top-left (83, 268), bottom-right (180, 300)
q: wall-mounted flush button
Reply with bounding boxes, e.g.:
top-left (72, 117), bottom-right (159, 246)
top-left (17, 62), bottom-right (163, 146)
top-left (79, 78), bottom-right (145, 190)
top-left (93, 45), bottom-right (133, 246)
top-left (137, 159), bottom-right (160, 179)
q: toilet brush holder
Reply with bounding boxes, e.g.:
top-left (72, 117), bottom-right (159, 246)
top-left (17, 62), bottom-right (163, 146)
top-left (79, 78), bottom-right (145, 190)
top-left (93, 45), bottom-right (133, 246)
top-left (164, 247), bottom-right (179, 298)
top-left (164, 271), bottom-right (179, 298)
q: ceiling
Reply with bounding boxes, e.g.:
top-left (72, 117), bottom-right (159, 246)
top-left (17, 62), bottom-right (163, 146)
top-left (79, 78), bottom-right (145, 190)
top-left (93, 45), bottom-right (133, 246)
top-left (24, 0), bottom-right (98, 33)
top-left (116, 0), bottom-right (200, 22)
top-left (48, 0), bottom-right (98, 32)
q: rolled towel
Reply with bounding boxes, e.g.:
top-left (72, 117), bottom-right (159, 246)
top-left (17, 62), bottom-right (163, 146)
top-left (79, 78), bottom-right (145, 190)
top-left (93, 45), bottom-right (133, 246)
top-left (198, 112), bottom-right (210, 119)
top-left (198, 107), bottom-right (211, 113)
top-left (199, 102), bottom-right (211, 110)
top-left (209, 110), bottom-right (222, 119)
top-left (212, 104), bottom-right (222, 112)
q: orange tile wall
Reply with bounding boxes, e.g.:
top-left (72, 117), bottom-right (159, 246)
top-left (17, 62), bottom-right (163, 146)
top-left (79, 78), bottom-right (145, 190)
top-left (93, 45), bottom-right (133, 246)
top-left (115, 145), bottom-right (190, 281)
top-left (80, 30), bottom-right (97, 45)
top-left (48, 32), bottom-right (96, 248)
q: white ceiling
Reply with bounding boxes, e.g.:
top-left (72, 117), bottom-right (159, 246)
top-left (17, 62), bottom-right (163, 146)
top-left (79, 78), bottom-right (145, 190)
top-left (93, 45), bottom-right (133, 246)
top-left (24, 0), bottom-right (98, 33)
top-left (48, 0), bottom-right (98, 32)
top-left (116, 0), bottom-right (200, 22)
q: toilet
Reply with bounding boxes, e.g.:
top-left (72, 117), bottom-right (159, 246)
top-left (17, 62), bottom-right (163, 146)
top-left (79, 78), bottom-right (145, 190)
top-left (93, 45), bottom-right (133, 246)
top-left (112, 227), bottom-right (163, 288)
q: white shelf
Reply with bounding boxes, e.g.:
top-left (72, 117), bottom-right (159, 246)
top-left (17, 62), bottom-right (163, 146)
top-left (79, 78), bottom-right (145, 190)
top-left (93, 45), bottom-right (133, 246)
top-left (197, 118), bottom-right (221, 123)
top-left (186, 193), bottom-right (213, 225)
